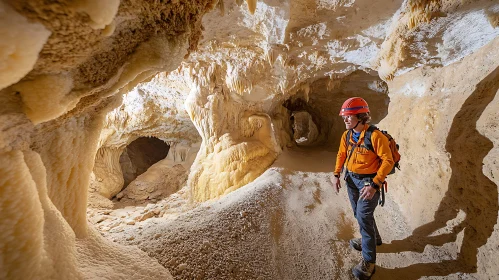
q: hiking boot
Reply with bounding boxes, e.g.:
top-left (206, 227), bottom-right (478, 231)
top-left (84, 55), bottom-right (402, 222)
top-left (349, 238), bottom-right (383, 252)
top-left (352, 258), bottom-right (376, 280)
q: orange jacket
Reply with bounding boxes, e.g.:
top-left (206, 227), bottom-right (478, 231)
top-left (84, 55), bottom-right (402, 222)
top-left (334, 125), bottom-right (394, 186)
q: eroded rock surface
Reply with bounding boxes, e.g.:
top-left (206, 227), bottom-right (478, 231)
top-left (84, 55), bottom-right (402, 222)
top-left (1, 0), bottom-right (499, 279)
top-left (0, 0), bottom-right (216, 279)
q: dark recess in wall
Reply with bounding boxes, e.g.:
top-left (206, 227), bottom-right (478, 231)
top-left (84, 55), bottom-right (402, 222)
top-left (119, 137), bottom-right (170, 187)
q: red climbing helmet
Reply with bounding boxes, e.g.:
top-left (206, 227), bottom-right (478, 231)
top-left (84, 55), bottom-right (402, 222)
top-left (339, 97), bottom-right (370, 116)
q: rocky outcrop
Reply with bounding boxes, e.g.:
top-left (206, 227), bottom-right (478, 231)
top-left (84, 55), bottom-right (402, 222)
top-left (379, 37), bottom-right (499, 277)
top-left (91, 73), bottom-right (202, 202)
top-left (0, 0), bottom-right (216, 279)
top-left (91, 147), bottom-right (125, 199)
top-left (120, 161), bottom-right (187, 201)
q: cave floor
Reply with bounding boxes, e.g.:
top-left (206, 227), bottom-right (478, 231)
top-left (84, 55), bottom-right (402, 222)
top-left (88, 147), bottom-right (476, 280)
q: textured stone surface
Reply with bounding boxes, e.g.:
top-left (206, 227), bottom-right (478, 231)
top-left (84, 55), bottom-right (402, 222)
top-left (119, 137), bottom-right (170, 188)
top-left (0, 0), bottom-right (216, 279)
top-left (1, 0), bottom-right (499, 279)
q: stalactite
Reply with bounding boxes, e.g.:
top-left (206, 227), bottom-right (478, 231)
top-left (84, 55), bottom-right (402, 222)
top-left (406, 0), bottom-right (440, 29)
top-left (217, 0), bottom-right (225, 16)
top-left (246, 0), bottom-right (257, 15)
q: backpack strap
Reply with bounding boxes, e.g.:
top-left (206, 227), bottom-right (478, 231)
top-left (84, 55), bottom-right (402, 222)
top-left (379, 181), bottom-right (387, 206)
top-left (345, 130), bottom-right (357, 170)
top-left (346, 130), bottom-right (352, 149)
top-left (363, 125), bottom-right (378, 152)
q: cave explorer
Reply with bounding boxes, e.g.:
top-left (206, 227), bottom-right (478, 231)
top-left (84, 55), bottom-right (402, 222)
top-left (331, 97), bottom-right (394, 280)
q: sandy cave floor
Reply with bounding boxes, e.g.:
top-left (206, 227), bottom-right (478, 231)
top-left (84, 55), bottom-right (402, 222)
top-left (88, 147), bottom-right (476, 280)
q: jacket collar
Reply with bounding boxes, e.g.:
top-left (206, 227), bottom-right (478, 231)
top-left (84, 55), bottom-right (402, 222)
top-left (349, 124), bottom-right (370, 143)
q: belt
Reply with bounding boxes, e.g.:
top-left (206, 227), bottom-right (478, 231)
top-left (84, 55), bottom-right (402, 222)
top-left (346, 171), bottom-right (377, 180)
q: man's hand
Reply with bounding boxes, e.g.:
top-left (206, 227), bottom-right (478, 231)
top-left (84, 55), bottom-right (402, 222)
top-left (332, 175), bottom-right (341, 194)
top-left (360, 185), bottom-right (377, 200)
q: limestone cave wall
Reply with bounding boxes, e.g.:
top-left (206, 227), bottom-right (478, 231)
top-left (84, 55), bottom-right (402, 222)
top-left (379, 38), bottom-right (499, 275)
top-left (1, 0), bottom-right (499, 279)
top-left (0, 0), bottom-right (216, 279)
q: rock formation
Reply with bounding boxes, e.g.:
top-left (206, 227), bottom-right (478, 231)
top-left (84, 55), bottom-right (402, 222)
top-left (0, 0), bottom-right (216, 278)
top-left (1, 0), bottom-right (499, 279)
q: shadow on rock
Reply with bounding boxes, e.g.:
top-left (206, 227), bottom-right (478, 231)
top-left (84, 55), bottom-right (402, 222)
top-left (376, 65), bottom-right (499, 278)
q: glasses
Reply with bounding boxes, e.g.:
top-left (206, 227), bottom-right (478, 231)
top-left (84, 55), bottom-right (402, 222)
top-left (342, 115), bottom-right (356, 120)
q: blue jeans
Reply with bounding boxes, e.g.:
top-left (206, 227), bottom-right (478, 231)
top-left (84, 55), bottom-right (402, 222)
top-left (345, 172), bottom-right (381, 263)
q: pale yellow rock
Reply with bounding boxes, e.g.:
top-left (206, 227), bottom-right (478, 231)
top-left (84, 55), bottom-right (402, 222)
top-left (2, 0), bottom-right (499, 279)
top-left (12, 74), bottom-right (79, 124)
top-left (92, 147), bottom-right (125, 199)
top-left (185, 90), bottom-right (279, 202)
top-left (0, 0), bottom-right (215, 279)
top-left (246, 0), bottom-right (257, 14)
top-left (0, 2), bottom-right (51, 90)
top-left (72, 0), bottom-right (120, 29)
top-left (0, 150), bottom-right (80, 279)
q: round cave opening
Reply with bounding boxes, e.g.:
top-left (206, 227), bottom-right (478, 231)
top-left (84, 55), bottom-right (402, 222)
top-left (119, 136), bottom-right (170, 188)
top-left (291, 111), bottom-right (319, 146)
top-left (284, 71), bottom-right (391, 149)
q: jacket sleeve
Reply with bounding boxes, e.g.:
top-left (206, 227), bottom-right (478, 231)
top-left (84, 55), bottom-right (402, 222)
top-left (334, 131), bottom-right (348, 175)
top-left (372, 131), bottom-right (395, 185)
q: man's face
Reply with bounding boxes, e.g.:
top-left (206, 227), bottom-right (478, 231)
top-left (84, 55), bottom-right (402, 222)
top-left (342, 114), bottom-right (359, 130)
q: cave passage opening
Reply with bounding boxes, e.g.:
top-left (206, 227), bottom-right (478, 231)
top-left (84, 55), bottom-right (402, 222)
top-left (119, 136), bottom-right (170, 189)
top-left (291, 111), bottom-right (319, 145)
top-left (283, 71), bottom-right (391, 150)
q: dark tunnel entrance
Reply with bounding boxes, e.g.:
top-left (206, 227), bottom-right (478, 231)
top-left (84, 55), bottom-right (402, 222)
top-left (283, 70), bottom-right (390, 149)
top-left (290, 110), bottom-right (319, 146)
top-left (119, 137), bottom-right (170, 187)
